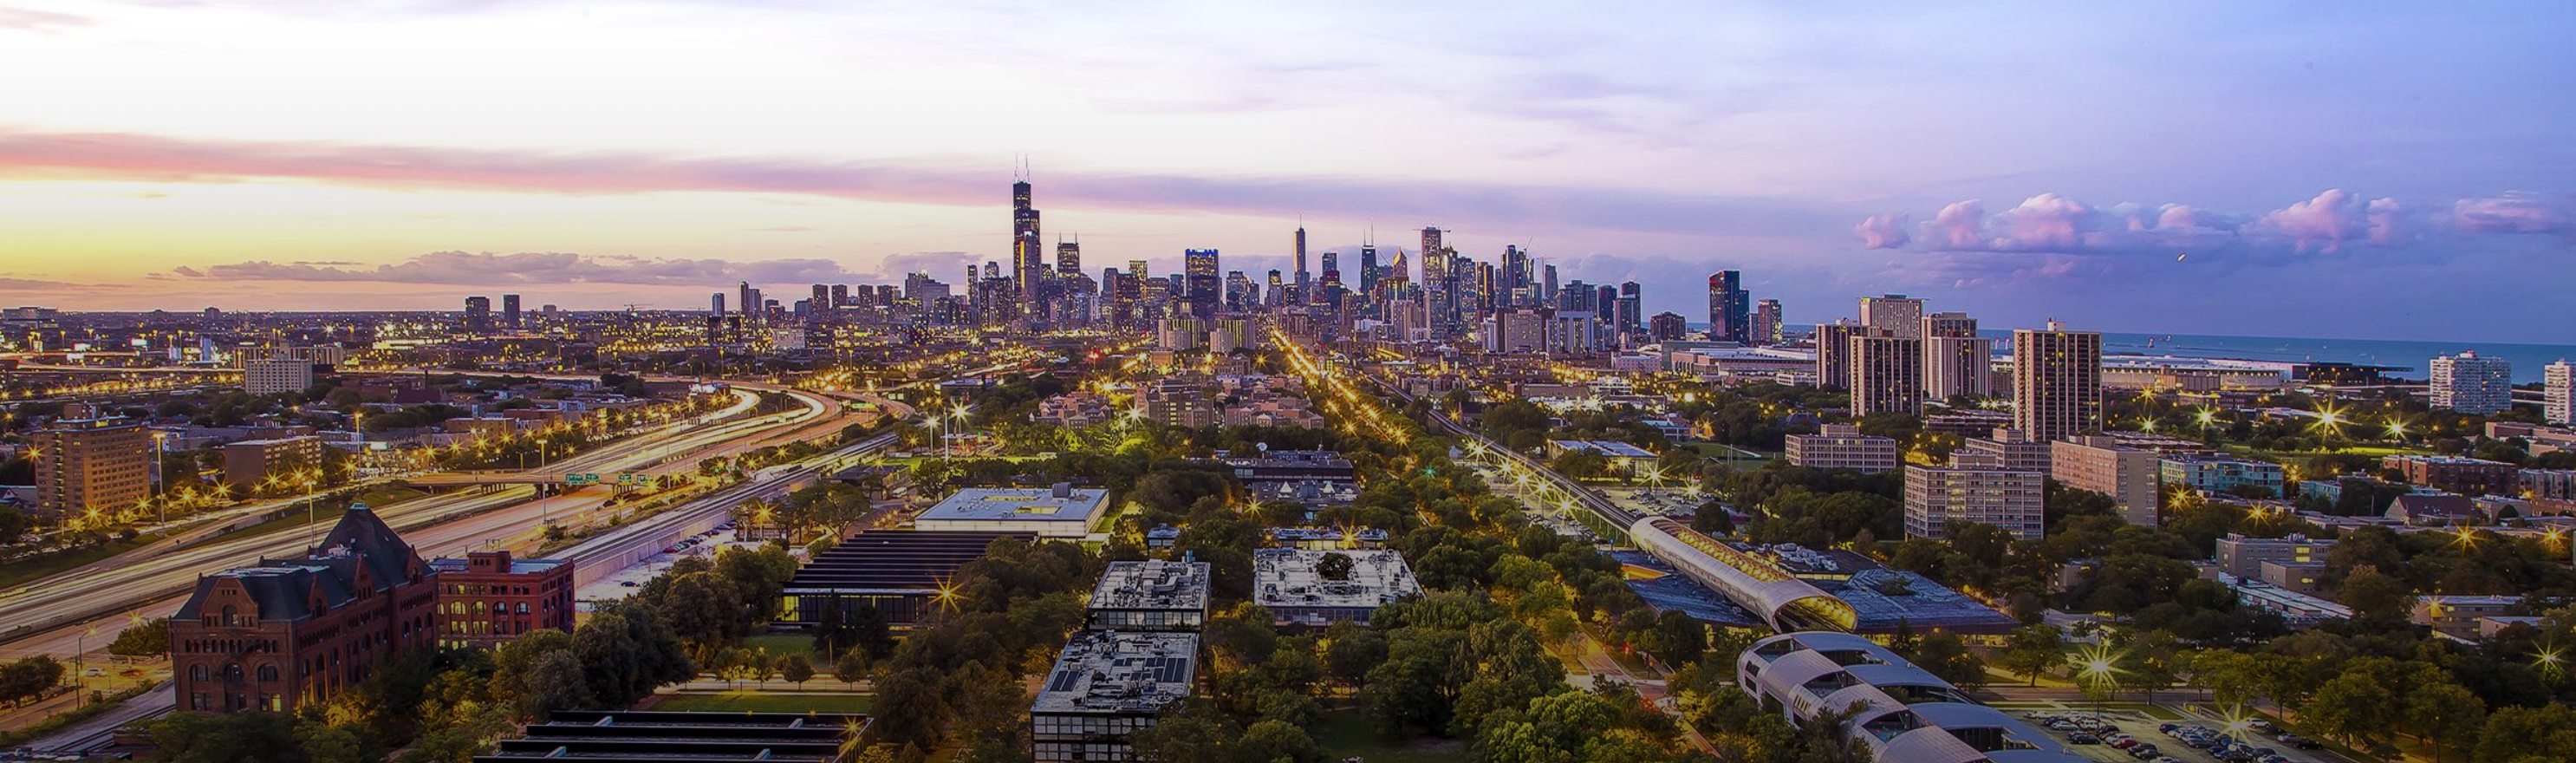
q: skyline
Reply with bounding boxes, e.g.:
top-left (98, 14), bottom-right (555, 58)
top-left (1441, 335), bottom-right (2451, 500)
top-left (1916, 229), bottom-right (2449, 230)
top-left (3, 1), bottom-right (2573, 342)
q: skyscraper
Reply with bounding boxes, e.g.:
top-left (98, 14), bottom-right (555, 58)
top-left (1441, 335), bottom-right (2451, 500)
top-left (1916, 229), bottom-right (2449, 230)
top-left (1649, 312), bottom-right (1688, 342)
top-left (501, 294), bottom-right (521, 329)
top-left (1057, 238), bottom-right (1081, 276)
top-left (1358, 244), bottom-right (1381, 295)
top-left (1183, 249), bottom-right (1220, 317)
top-left (1292, 227), bottom-right (1310, 299)
top-left (2012, 321), bottom-right (2104, 440)
top-left (1751, 299), bottom-right (1782, 345)
top-left (1813, 322), bottom-right (1865, 389)
top-left (711, 292), bottom-right (725, 315)
top-left (810, 284), bottom-right (831, 316)
top-left (2430, 351), bottom-right (2514, 415)
top-left (1319, 250), bottom-right (1340, 289)
top-left (1925, 336), bottom-right (1996, 400)
top-left (738, 281), bottom-right (755, 322)
top-left (1012, 179), bottom-right (1044, 320)
top-left (1616, 282), bottom-right (1642, 334)
top-left (1849, 334), bottom-right (1924, 416)
top-left (1417, 227), bottom-right (1442, 284)
top-left (35, 412), bottom-right (149, 524)
top-left (1707, 271), bottom-right (1748, 343)
top-left (1858, 294), bottom-right (1925, 340)
top-left (1922, 310), bottom-right (1977, 339)
top-left (2547, 360), bottom-right (2573, 426)
top-left (463, 296), bottom-right (491, 329)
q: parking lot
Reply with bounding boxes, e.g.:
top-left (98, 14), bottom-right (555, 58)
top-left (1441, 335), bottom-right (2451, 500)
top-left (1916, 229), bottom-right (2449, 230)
top-left (2022, 707), bottom-right (2347, 763)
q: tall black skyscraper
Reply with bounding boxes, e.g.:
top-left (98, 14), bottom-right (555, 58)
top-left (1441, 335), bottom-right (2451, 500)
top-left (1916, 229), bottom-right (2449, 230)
top-left (501, 294), bottom-right (521, 328)
top-left (1292, 227), bottom-right (1310, 299)
top-left (1617, 282), bottom-right (1642, 333)
top-left (1184, 248), bottom-right (1221, 317)
top-left (1056, 238), bottom-right (1081, 276)
top-left (1708, 270), bottom-right (1749, 343)
top-left (1012, 177), bottom-right (1044, 320)
top-left (1358, 244), bottom-right (1380, 294)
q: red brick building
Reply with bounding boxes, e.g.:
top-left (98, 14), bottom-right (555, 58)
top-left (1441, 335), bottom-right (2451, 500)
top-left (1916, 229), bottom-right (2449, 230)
top-left (2384, 455), bottom-right (2521, 497)
top-left (429, 550), bottom-right (575, 649)
top-left (171, 505), bottom-right (436, 713)
top-left (171, 507), bottom-right (578, 713)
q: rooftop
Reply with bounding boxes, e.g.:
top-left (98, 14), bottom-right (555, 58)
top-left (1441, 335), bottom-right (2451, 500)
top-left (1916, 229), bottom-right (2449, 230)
top-left (916, 486), bottom-right (1110, 525)
top-left (475, 710), bottom-right (866, 763)
top-left (1031, 631), bottom-right (1199, 715)
top-left (1550, 440), bottom-right (1656, 458)
top-left (1089, 560), bottom-right (1211, 613)
top-left (1253, 548), bottom-right (1422, 611)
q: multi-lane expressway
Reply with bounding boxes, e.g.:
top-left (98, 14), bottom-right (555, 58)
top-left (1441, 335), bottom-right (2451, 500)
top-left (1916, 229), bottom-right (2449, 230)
top-left (0, 382), bottom-right (861, 662)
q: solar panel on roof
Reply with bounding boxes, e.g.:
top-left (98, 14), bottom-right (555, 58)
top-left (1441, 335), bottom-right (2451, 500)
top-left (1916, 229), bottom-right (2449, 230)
top-left (1046, 668), bottom-right (1083, 693)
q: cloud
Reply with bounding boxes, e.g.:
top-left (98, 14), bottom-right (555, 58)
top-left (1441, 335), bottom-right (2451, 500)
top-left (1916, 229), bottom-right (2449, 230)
top-left (2450, 192), bottom-right (2576, 242)
top-left (0, 6), bottom-right (87, 33)
top-left (1845, 187), bottom-right (2576, 269)
top-left (173, 251), bottom-right (868, 286)
top-left (1854, 213), bottom-right (1909, 249)
top-left (0, 127), bottom-right (1841, 240)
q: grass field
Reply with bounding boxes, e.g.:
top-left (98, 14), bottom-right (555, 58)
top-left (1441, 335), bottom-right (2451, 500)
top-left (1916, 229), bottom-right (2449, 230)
top-left (649, 691), bottom-right (873, 714)
top-left (742, 633), bottom-right (816, 659)
top-left (1311, 708), bottom-right (1463, 763)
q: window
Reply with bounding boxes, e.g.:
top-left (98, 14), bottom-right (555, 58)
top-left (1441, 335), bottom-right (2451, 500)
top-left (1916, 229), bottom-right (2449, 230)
top-left (190, 665), bottom-right (210, 681)
top-left (257, 664), bottom-right (280, 681)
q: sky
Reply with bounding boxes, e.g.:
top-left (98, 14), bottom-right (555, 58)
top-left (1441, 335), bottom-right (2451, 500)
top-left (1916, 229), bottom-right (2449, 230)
top-left (1, 0), bottom-right (2572, 342)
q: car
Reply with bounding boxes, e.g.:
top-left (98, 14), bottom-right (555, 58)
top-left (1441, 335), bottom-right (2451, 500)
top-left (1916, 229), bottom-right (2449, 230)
top-left (2128, 743), bottom-right (2160, 759)
top-left (120, 668), bottom-right (144, 677)
top-left (2261, 755), bottom-right (2290, 763)
top-left (2111, 738), bottom-right (2139, 750)
top-left (2069, 734), bottom-right (2100, 745)
top-left (82, 668), bottom-right (104, 677)
top-left (2286, 737), bottom-right (2322, 750)
top-left (2157, 723), bottom-right (2179, 734)
top-left (2249, 721), bottom-right (2276, 733)
top-left (619, 580), bottom-right (640, 587)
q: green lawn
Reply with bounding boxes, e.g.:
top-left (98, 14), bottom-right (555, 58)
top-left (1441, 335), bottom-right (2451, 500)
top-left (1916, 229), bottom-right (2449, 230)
top-left (649, 691), bottom-right (873, 714)
top-left (742, 633), bottom-right (816, 659)
top-left (1311, 708), bottom-right (1463, 763)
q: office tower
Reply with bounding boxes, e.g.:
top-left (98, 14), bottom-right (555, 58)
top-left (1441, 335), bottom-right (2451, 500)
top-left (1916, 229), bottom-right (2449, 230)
top-left (711, 293), bottom-right (725, 315)
top-left (1540, 263), bottom-right (1559, 306)
top-left (1557, 279), bottom-right (1591, 312)
top-left (1292, 227), bottom-right (1310, 298)
top-left (1925, 336), bottom-right (1997, 400)
top-left (1904, 452), bottom-right (2046, 539)
top-left (745, 287), bottom-right (764, 323)
top-left (1616, 282), bottom-right (1642, 334)
top-left (1858, 294), bottom-right (1925, 339)
top-left (810, 284), bottom-right (831, 316)
top-left (1319, 250), bottom-right (1340, 290)
top-left (2430, 350), bottom-right (2514, 415)
top-left (1129, 259), bottom-right (1148, 282)
top-left (1594, 285), bottom-right (1617, 323)
top-left (1814, 322), bottom-right (1865, 390)
top-left (1849, 334), bottom-right (1925, 416)
top-left (1263, 270), bottom-right (1285, 307)
top-left (1358, 245), bottom-right (1380, 294)
top-left (1057, 238), bottom-right (1082, 276)
top-left (1707, 271), bottom-right (1748, 343)
top-left (1922, 311), bottom-right (1977, 339)
top-left (1751, 299), bottom-right (1782, 346)
top-left (1184, 249), bottom-right (1221, 317)
top-left (738, 282), bottom-right (755, 322)
top-left (1013, 179), bottom-right (1044, 317)
top-left (1649, 312), bottom-right (1688, 342)
top-left (829, 284), bottom-right (849, 310)
top-left (35, 414), bottom-right (150, 523)
top-left (2548, 360), bottom-right (2573, 425)
top-left (2012, 321), bottom-right (2104, 440)
top-left (501, 294), bottom-right (521, 328)
top-left (463, 296), bottom-right (491, 329)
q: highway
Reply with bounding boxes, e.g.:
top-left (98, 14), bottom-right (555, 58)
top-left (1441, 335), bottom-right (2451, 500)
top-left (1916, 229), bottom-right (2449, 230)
top-left (0, 383), bottom-right (854, 662)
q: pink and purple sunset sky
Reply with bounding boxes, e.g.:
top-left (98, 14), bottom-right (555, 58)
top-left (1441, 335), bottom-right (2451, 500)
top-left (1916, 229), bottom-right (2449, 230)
top-left (1, 1), bottom-right (2570, 341)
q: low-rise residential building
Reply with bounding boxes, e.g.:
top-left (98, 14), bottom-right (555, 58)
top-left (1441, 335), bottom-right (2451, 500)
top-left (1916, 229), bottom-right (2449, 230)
top-left (2523, 469), bottom-right (2576, 501)
top-left (1031, 630), bottom-right (1198, 763)
top-left (1902, 453), bottom-right (2046, 539)
top-left (1253, 548), bottom-right (1422, 627)
top-left (1955, 428), bottom-right (2051, 474)
top-left (2052, 435), bottom-right (2162, 526)
top-left (221, 436), bottom-right (323, 492)
top-left (2211, 532), bottom-right (2335, 578)
top-left (1785, 424), bottom-right (1899, 474)
top-left (2413, 595), bottom-right (2522, 640)
top-left (2386, 493), bottom-right (2482, 525)
top-left (1085, 560), bottom-right (1210, 632)
top-left (2383, 455), bottom-right (2522, 497)
top-left (2209, 571), bottom-right (2352, 626)
top-left (2160, 453), bottom-right (2286, 497)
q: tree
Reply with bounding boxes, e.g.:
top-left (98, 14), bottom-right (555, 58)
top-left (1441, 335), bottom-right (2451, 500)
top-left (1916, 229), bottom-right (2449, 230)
top-left (1316, 551), bottom-right (1355, 581)
top-left (1322, 622), bottom-right (1388, 684)
top-left (778, 654), bottom-right (816, 686)
top-left (142, 712), bottom-right (309, 763)
top-left (2475, 704), bottom-right (2576, 763)
top-left (833, 649), bottom-right (871, 685)
top-left (1910, 632), bottom-right (1986, 689)
top-left (109, 619), bottom-right (172, 657)
top-left (2339, 564), bottom-right (2414, 629)
top-left (2306, 670), bottom-right (2398, 753)
top-left (517, 649), bottom-right (596, 718)
top-left (2001, 625), bottom-right (2063, 687)
top-left (1, 655), bottom-right (65, 707)
top-left (2401, 681), bottom-right (2484, 763)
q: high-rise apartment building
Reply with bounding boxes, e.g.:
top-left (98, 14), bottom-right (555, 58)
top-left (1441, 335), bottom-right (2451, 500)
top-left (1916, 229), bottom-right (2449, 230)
top-left (1707, 271), bottom-right (1749, 343)
top-left (711, 292), bottom-right (725, 315)
top-left (2052, 436), bottom-right (2163, 526)
top-left (35, 414), bottom-right (152, 522)
top-left (1616, 282), bottom-right (1642, 335)
top-left (1183, 249), bottom-right (1221, 317)
top-left (738, 282), bottom-right (755, 322)
top-left (1649, 312), bottom-right (1688, 342)
top-left (2430, 350), bottom-right (2513, 415)
top-left (1857, 294), bottom-right (1924, 340)
top-left (2012, 321), bottom-right (2104, 441)
top-left (501, 294), bottom-right (521, 329)
top-left (1921, 311), bottom-right (1977, 339)
top-left (1812, 322), bottom-right (1868, 390)
top-left (462, 297), bottom-right (491, 329)
top-left (1784, 423), bottom-right (1899, 473)
top-left (1923, 336), bottom-right (1995, 400)
top-left (1848, 334), bottom-right (1925, 417)
top-left (1751, 299), bottom-right (1781, 346)
top-left (2548, 360), bottom-right (2573, 426)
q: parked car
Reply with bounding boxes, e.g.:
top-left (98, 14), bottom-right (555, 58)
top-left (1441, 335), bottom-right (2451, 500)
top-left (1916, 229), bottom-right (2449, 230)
top-left (2070, 734), bottom-right (2100, 745)
top-left (2128, 743), bottom-right (2161, 759)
